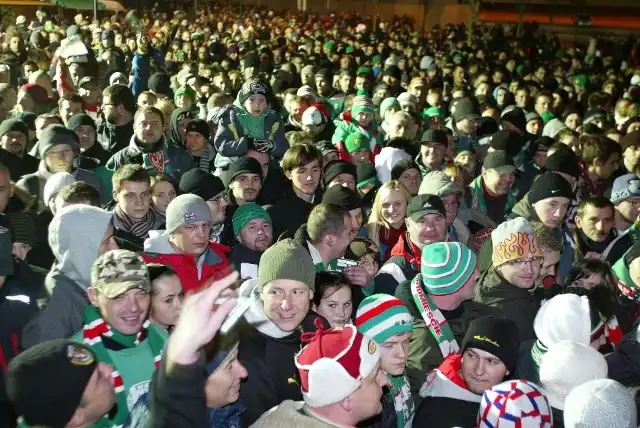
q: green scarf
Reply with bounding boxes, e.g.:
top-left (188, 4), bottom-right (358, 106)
top-left (387, 373), bottom-right (414, 428)
top-left (530, 340), bottom-right (547, 370)
top-left (410, 276), bottom-right (459, 358)
top-left (82, 305), bottom-right (165, 427)
top-left (469, 176), bottom-right (516, 215)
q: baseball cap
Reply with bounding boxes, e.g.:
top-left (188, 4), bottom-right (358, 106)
top-left (91, 249), bottom-right (150, 298)
top-left (420, 128), bottom-right (448, 146)
top-left (78, 76), bottom-right (98, 89)
top-left (407, 194), bottom-right (446, 221)
top-left (483, 150), bottom-right (516, 174)
top-left (452, 98), bottom-right (480, 122)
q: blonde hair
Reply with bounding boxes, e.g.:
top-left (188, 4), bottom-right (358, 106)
top-left (366, 181), bottom-right (411, 250)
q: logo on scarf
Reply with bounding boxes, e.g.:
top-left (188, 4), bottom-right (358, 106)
top-left (147, 151), bottom-right (165, 172)
top-left (67, 344), bottom-right (95, 366)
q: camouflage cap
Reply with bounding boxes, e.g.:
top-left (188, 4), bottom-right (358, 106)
top-left (91, 250), bottom-right (150, 299)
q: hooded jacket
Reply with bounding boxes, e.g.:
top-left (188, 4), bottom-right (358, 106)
top-left (415, 354), bottom-right (483, 428)
top-left (143, 230), bottom-right (231, 293)
top-left (211, 93), bottom-right (288, 170)
top-left (170, 107), bottom-right (196, 148)
top-left (96, 117), bottom-right (134, 153)
top-left (22, 205), bottom-right (113, 347)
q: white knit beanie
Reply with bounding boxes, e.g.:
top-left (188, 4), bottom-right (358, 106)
top-left (539, 340), bottom-right (608, 410)
top-left (564, 379), bottom-right (637, 428)
top-left (534, 294), bottom-right (591, 347)
top-left (43, 172), bottom-right (76, 205)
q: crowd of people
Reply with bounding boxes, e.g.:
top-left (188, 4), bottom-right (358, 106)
top-left (1, 3), bottom-right (640, 427)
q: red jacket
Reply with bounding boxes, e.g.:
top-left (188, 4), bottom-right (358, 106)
top-left (142, 242), bottom-right (232, 293)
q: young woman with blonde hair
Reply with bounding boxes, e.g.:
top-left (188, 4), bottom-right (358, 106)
top-left (366, 180), bottom-right (411, 260)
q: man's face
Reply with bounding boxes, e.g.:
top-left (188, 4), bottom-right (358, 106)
top-left (230, 173), bottom-right (261, 203)
top-left (378, 332), bottom-right (411, 376)
top-left (204, 348), bottom-right (248, 408)
top-left (0, 170), bottom-right (11, 213)
top-left (348, 363), bottom-right (387, 422)
top-left (114, 180), bottom-right (151, 220)
top-left (405, 214), bottom-right (447, 249)
top-left (348, 208), bottom-right (363, 240)
top-left (526, 119), bottom-right (542, 135)
top-left (287, 160), bottom-right (321, 196)
top-left (482, 168), bottom-right (516, 196)
top-left (441, 193), bottom-right (460, 225)
top-left (460, 348), bottom-right (508, 395)
top-left (533, 197), bottom-right (571, 229)
top-left (420, 142), bottom-right (446, 168)
top-left (206, 191), bottom-right (229, 225)
top-left (92, 288), bottom-right (150, 335)
top-left (617, 198), bottom-right (640, 224)
top-left (9, 37), bottom-right (21, 53)
top-left (388, 117), bottom-right (410, 140)
top-left (79, 86), bottom-right (99, 105)
top-left (535, 95), bottom-right (552, 115)
top-left (44, 144), bottom-right (75, 173)
top-left (329, 173), bottom-right (356, 191)
top-left (74, 125), bottom-right (96, 151)
top-left (576, 205), bottom-right (614, 241)
top-left (537, 248), bottom-right (560, 286)
top-left (399, 169), bottom-right (421, 196)
top-left (0, 131), bottom-right (26, 156)
top-left (61, 101), bottom-right (83, 125)
top-left (497, 258), bottom-right (542, 289)
top-left (238, 219), bottom-right (273, 252)
top-left (170, 220), bottom-right (212, 256)
top-left (102, 96), bottom-right (121, 122)
top-left (69, 65), bottom-right (84, 87)
top-left (80, 363), bottom-right (117, 423)
top-left (624, 146), bottom-right (640, 171)
top-left (355, 76), bottom-right (368, 91)
top-left (339, 74), bottom-right (353, 93)
top-left (301, 69), bottom-right (314, 86)
top-left (134, 112), bottom-right (164, 146)
top-left (595, 154), bottom-right (620, 180)
top-left (409, 82), bottom-right (426, 103)
top-left (515, 90), bottom-right (528, 108)
top-left (315, 75), bottom-right (331, 96)
top-left (261, 279), bottom-right (311, 332)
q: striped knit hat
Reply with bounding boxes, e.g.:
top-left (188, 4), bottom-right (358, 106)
top-left (478, 380), bottom-right (553, 428)
top-left (421, 242), bottom-right (477, 295)
top-left (351, 90), bottom-right (374, 116)
top-left (355, 294), bottom-right (413, 343)
top-left (232, 202), bottom-right (272, 237)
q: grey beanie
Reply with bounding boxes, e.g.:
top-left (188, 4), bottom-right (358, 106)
top-left (165, 194), bottom-right (212, 234)
top-left (258, 239), bottom-right (315, 292)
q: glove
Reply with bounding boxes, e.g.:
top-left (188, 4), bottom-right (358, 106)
top-left (252, 139), bottom-right (274, 153)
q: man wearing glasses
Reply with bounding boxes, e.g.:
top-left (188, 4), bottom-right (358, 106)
top-left (475, 217), bottom-right (544, 343)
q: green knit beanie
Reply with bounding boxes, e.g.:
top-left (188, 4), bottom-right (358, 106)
top-left (344, 132), bottom-right (370, 153)
top-left (423, 106), bottom-right (443, 119)
top-left (355, 294), bottom-right (413, 343)
top-left (420, 242), bottom-right (477, 295)
top-left (351, 89), bottom-right (374, 116)
top-left (379, 97), bottom-right (400, 121)
top-left (258, 239), bottom-right (316, 292)
top-left (232, 203), bottom-right (272, 238)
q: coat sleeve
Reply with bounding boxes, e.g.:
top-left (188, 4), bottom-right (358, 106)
top-left (405, 319), bottom-right (436, 408)
top-left (213, 110), bottom-right (251, 157)
top-left (267, 115), bottom-right (289, 160)
top-left (238, 350), bottom-right (281, 426)
top-left (21, 284), bottom-right (78, 348)
top-left (331, 120), bottom-right (350, 145)
top-left (130, 54), bottom-right (148, 99)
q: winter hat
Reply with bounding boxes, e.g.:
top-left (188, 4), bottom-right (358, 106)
top-left (610, 173), bottom-right (640, 205)
top-left (380, 97), bottom-right (400, 120)
top-left (539, 340), bottom-right (608, 411)
top-left (0, 227), bottom-right (13, 276)
top-left (7, 212), bottom-right (38, 249)
top-left (222, 157), bottom-right (263, 187)
top-left (258, 238), bottom-right (315, 291)
top-left (526, 112), bottom-right (542, 123)
top-left (344, 132), bottom-right (370, 153)
top-left (500, 107), bottom-right (527, 134)
top-left (563, 379), bottom-right (637, 428)
top-left (452, 98), bottom-right (480, 122)
top-left (20, 83), bottom-right (50, 105)
top-left (179, 169), bottom-right (225, 201)
top-left (322, 185), bottom-right (363, 210)
top-left (420, 129), bottom-right (448, 146)
top-left (355, 294), bottom-right (413, 343)
top-left (43, 172), bottom-right (76, 205)
top-left (148, 72), bottom-right (173, 98)
top-left (390, 159), bottom-right (420, 181)
top-left (356, 163), bottom-right (378, 189)
top-left (477, 117), bottom-right (500, 139)
top-left (351, 90), bottom-right (374, 116)
top-left (6, 340), bottom-right (98, 428)
top-left (489, 130), bottom-right (523, 157)
top-left (532, 136), bottom-right (553, 153)
top-left (491, 217), bottom-right (542, 267)
top-left (302, 106), bottom-right (324, 126)
top-left (534, 294), bottom-right (592, 348)
top-left (66, 113), bottom-right (96, 132)
top-left (13, 112), bottom-right (36, 132)
top-left (346, 237), bottom-right (380, 263)
top-left (205, 330), bottom-right (240, 376)
top-left (295, 324), bottom-right (380, 407)
top-left (185, 119), bottom-right (210, 141)
top-left (109, 72), bottom-right (127, 86)
top-left (297, 85), bottom-right (317, 103)
top-left (323, 160), bottom-right (357, 187)
top-left (238, 78), bottom-right (269, 105)
top-left (477, 380), bottom-right (553, 428)
top-left (542, 118), bottom-right (567, 139)
top-left (418, 171), bottom-right (463, 198)
top-left (543, 148), bottom-right (580, 179)
top-left (423, 106), bottom-right (444, 119)
top-left (384, 65), bottom-right (402, 80)
top-left (397, 92), bottom-right (417, 111)
top-left (583, 108), bottom-right (608, 126)
top-left (620, 130), bottom-right (640, 153)
top-left (421, 242), bottom-right (477, 295)
top-left (461, 316), bottom-right (520, 372)
top-left (482, 150), bottom-right (516, 174)
top-left (232, 203), bottom-right (272, 237)
top-left (0, 118), bottom-right (28, 140)
top-left (165, 194), bottom-right (212, 234)
top-left (529, 171), bottom-right (574, 204)
top-left (407, 194), bottom-right (446, 220)
top-left (38, 125), bottom-right (79, 159)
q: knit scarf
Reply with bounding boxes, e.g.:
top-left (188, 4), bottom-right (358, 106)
top-left (530, 340), bottom-right (547, 370)
top-left (387, 373), bottom-right (414, 428)
top-left (82, 305), bottom-right (164, 427)
top-left (469, 176), bottom-right (516, 215)
top-left (192, 144), bottom-right (215, 172)
top-left (410, 275), bottom-right (459, 358)
top-left (128, 138), bottom-right (174, 176)
top-left (115, 204), bottom-right (156, 239)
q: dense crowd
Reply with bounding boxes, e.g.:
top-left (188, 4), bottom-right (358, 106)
top-left (1, 4), bottom-right (640, 428)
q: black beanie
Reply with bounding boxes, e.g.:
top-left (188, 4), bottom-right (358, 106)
top-left (66, 113), bottom-right (96, 132)
top-left (322, 185), bottom-right (363, 210)
top-left (179, 169), bottom-right (225, 200)
top-left (185, 119), bottom-right (210, 141)
top-left (222, 157), bottom-right (263, 187)
top-left (542, 147), bottom-right (580, 179)
top-left (356, 163), bottom-right (377, 188)
top-left (489, 130), bottom-right (523, 157)
top-left (0, 118), bottom-right (28, 140)
top-left (461, 316), bottom-right (520, 372)
top-left (323, 160), bottom-right (357, 187)
top-left (38, 125), bottom-right (79, 159)
top-left (500, 107), bottom-right (527, 133)
top-left (148, 72), bottom-right (172, 98)
top-left (391, 159), bottom-right (421, 181)
top-left (529, 171), bottom-right (574, 204)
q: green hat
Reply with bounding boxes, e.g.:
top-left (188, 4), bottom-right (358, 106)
top-left (380, 97), bottom-right (400, 120)
top-left (91, 250), bottom-right (150, 299)
top-left (324, 41), bottom-right (335, 51)
top-left (423, 106), bottom-right (444, 119)
top-left (345, 132), bottom-right (370, 153)
top-left (372, 55), bottom-right (383, 65)
top-left (516, 64), bottom-right (524, 75)
top-left (540, 110), bottom-right (555, 124)
top-left (355, 294), bottom-right (413, 343)
top-left (258, 239), bottom-right (315, 291)
top-left (356, 66), bottom-right (372, 76)
top-left (574, 74), bottom-right (588, 88)
top-left (420, 242), bottom-right (477, 295)
top-left (351, 90), bottom-right (374, 116)
top-left (346, 46), bottom-right (355, 54)
top-left (232, 203), bottom-right (272, 237)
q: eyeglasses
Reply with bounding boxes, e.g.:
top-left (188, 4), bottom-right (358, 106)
top-left (209, 191), bottom-right (228, 204)
top-left (504, 257), bottom-right (543, 269)
top-left (45, 148), bottom-right (73, 159)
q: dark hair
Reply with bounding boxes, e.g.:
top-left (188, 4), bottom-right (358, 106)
top-left (581, 136), bottom-right (621, 165)
top-left (103, 84), bottom-right (136, 114)
top-left (312, 271), bottom-right (352, 306)
top-left (57, 181), bottom-right (101, 206)
top-left (576, 196), bottom-right (614, 219)
top-left (148, 263), bottom-right (179, 293)
top-left (112, 164), bottom-right (151, 192)
top-left (567, 259), bottom-right (615, 294)
top-left (134, 105), bottom-right (165, 126)
top-left (531, 222), bottom-right (563, 252)
top-left (307, 203), bottom-right (349, 244)
top-left (150, 173), bottom-right (178, 194)
top-left (281, 143), bottom-right (323, 172)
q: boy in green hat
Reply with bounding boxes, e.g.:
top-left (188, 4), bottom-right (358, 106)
top-left (344, 132), bottom-right (372, 165)
top-left (332, 90), bottom-right (380, 160)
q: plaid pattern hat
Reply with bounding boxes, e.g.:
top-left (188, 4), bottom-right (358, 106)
top-left (258, 239), bottom-right (315, 291)
top-left (295, 324), bottom-right (380, 407)
top-left (351, 90), bottom-right (374, 116)
top-left (232, 202), bottom-right (272, 237)
top-left (355, 294), bottom-right (413, 343)
top-left (421, 242), bottom-right (477, 295)
top-left (478, 380), bottom-right (553, 428)
top-left (345, 132), bottom-right (370, 153)
top-left (491, 217), bottom-right (541, 268)
top-left (91, 249), bottom-right (150, 299)
top-left (165, 194), bottom-right (213, 234)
